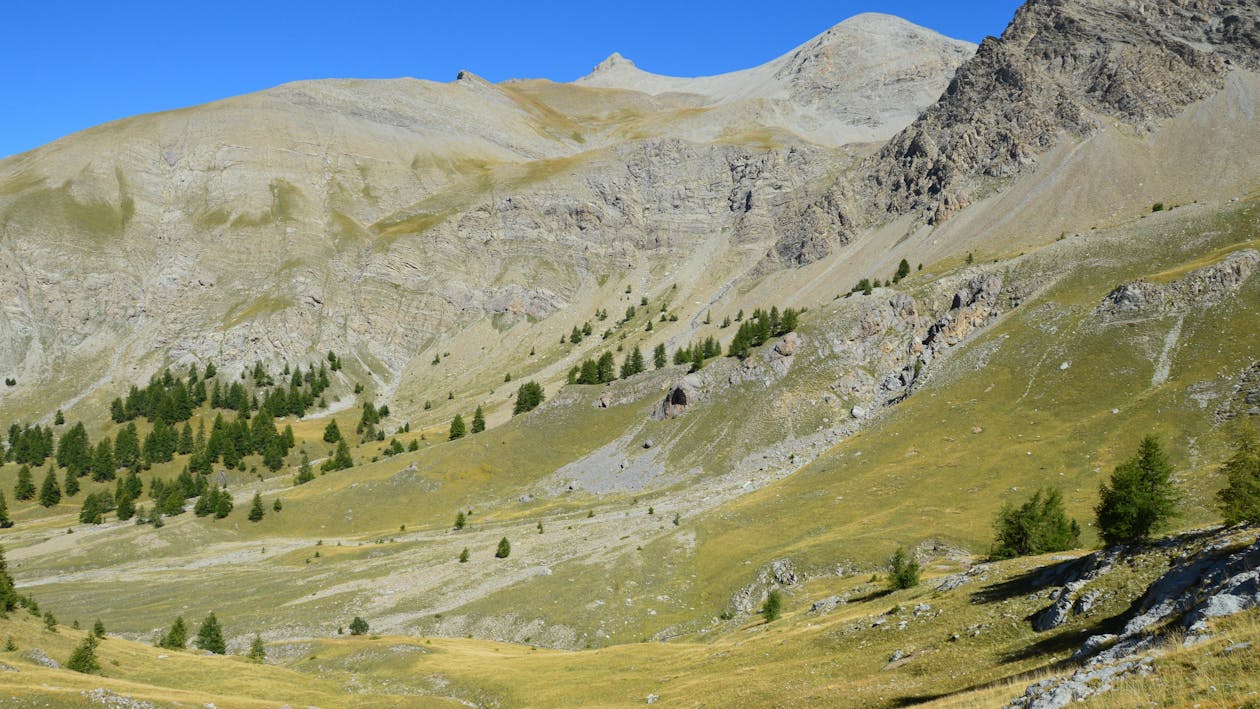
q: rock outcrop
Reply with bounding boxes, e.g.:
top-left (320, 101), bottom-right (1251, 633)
top-left (1095, 249), bottom-right (1259, 320)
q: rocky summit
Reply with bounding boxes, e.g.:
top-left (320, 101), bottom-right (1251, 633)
top-left (1, 0), bottom-right (1260, 707)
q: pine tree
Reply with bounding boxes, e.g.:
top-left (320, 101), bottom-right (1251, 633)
top-left (323, 420), bottom-right (342, 443)
top-left (887, 547), bottom-right (921, 590)
top-left (38, 466), bottom-right (61, 508)
top-left (248, 635), bottom-right (266, 662)
top-left (332, 439), bottom-right (353, 470)
top-left (454, 510), bottom-right (466, 530)
top-left (294, 451), bottom-right (315, 485)
top-left (471, 406), bottom-right (486, 434)
top-left (63, 468), bottom-right (79, 498)
top-left (1217, 420), bottom-right (1260, 525)
top-left (158, 616), bottom-right (187, 649)
top-left (458, 547), bottom-right (470, 563)
top-left (991, 488), bottom-right (1081, 559)
top-left (66, 635), bottom-right (100, 674)
top-left (214, 489), bottom-right (233, 519)
top-left (54, 409), bottom-right (65, 426)
top-left (92, 618), bottom-right (106, 639)
top-left (195, 612), bottom-right (226, 654)
top-left (495, 537), bottom-right (511, 559)
top-left (1096, 435), bottom-right (1179, 545)
top-left (653, 343), bottom-right (667, 369)
top-left (349, 616), bottom-right (369, 635)
top-left (513, 382), bottom-right (545, 415)
top-left (0, 491), bottom-right (11, 528)
top-left (273, 497), bottom-right (282, 513)
top-left (248, 492), bottom-right (265, 522)
top-left (0, 546), bottom-right (18, 612)
top-left (762, 590), bottom-right (783, 621)
top-left (449, 414), bottom-right (466, 441)
top-left (14, 465), bottom-right (35, 501)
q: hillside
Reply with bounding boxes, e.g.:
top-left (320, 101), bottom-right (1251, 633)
top-left (2, 0), bottom-right (1260, 706)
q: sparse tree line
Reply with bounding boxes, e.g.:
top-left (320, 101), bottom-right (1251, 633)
top-left (447, 382), bottom-right (545, 441)
top-left (563, 304), bottom-right (802, 387)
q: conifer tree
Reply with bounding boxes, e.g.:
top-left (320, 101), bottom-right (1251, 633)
top-left (1217, 419), bottom-right (1260, 525)
top-left (195, 612), bottom-right (226, 654)
top-left (158, 616), bottom-right (187, 649)
top-left (0, 491), bottom-right (11, 528)
top-left (248, 635), bottom-right (266, 662)
top-left (459, 547), bottom-right (470, 563)
top-left (887, 547), bottom-right (921, 590)
top-left (0, 546), bottom-right (18, 612)
top-left (248, 492), bottom-right (265, 522)
top-left (66, 635), bottom-right (100, 674)
top-left (596, 352), bottom-right (616, 384)
top-left (513, 382), bottom-right (545, 415)
top-left (38, 466), bottom-right (61, 508)
top-left (323, 420), bottom-right (342, 443)
top-left (294, 451), bottom-right (315, 485)
top-left (14, 465), bottom-right (35, 501)
top-left (653, 343), bottom-right (667, 369)
top-left (471, 406), bottom-right (486, 434)
top-left (63, 468), bottom-right (79, 498)
top-left (213, 489), bottom-right (233, 519)
top-left (92, 618), bottom-right (106, 639)
top-left (1096, 435), bottom-right (1179, 545)
top-left (449, 414), bottom-right (466, 441)
top-left (348, 616), bottom-right (369, 636)
top-left (91, 438), bottom-right (116, 482)
top-left (454, 510), bottom-right (466, 530)
top-left (495, 537), bottom-right (511, 559)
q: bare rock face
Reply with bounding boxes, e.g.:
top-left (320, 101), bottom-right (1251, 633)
top-left (775, 0), bottom-right (1260, 262)
top-left (1095, 249), bottom-right (1258, 320)
top-left (868, 0), bottom-right (1260, 221)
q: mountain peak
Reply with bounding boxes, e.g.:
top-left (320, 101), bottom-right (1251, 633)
top-left (592, 52), bottom-right (635, 74)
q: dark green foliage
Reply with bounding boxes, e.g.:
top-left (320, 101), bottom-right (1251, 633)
top-left (762, 590), bottom-right (783, 621)
top-left (248, 492), bottom-right (265, 522)
top-left (294, 451), bottom-right (315, 485)
top-left (569, 326), bottom-right (583, 344)
top-left (93, 618), bottom-right (106, 639)
top-left (893, 259), bottom-right (911, 283)
top-left (454, 511), bottom-right (466, 530)
top-left (1217, 420), bottom-right (1260, 525)
top-left (195, 612), bottom-right (226, 654)
top-left (248, 635), bottom-right (266, 662)
top-left (620, 346), bottom-right (647, 379)
top-left (449, 414), bottom-right (466, 441)
top-left (728, 307), bottom-right (799, 359)
top-left (91, 438), bottom-right (116, 482)
top-left (44, 611), bottom-right (57, 631)
top-left (495, 537), bottom-right (511, 558)
top-left (348, 616), bottom-right (369, 636)
top-left (0, 491), bottom-right (10, 528)
top-left (7, 423), bottom-right (54, 467)
top-left (458, 547), bottom-right (470, 563)
top-left (1096, 436), bottom-right (1179, 546)
top-left (114, 424), bottom-right (140, 471)
top-left (653, 343), bottom-right (667, 369)
top-left (887, 547), bottom-right (921, 590)
top-left (38, 466), bottom-right (61, 508)
top-left (991, 488), bottom-right (1081, 559)
top-left (63, 468), bottom-right (79, 498)
top-left (214, 488), bottom-right (233, 519)
top-left (56, 422), bottom-right (92, 476)
top-left (513, 381), bottom-right (545, 415)
top-left (273, 497), bottom-right (282, 513)
top-left (54, 410), bottom-right (65, 426)
top-left (471, 406), bottom-right (486, 434)
top-left (66, 635), bottom-right (100, 674)
top-left (14, 465), bottom-right (35, 501)
top-left (322, 440), bottom-right (353, 472)
top-left (0, 546), bottom-right (18, 613)
top-left (78, 492), bottom-right (115, 525)
top-left (596, 352), bottom-right (616, 383)
top-left (158, 616), bottom-right (187, 649)
top-left (1152, 202), bottom-right (1165, 212)
top-left (323, 419), bottom-right (342, 443)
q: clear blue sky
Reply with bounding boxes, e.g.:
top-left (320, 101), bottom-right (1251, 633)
top-left (1, 1), bottom-right (1023, 158)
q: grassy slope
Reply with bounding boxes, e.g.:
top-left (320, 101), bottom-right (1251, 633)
top-left (0, 200), bottom-right (1258, 705)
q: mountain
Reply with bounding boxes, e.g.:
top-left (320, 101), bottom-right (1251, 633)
top-left (2, 2), bottom-right (1260, 706)
top-left (0, 14), bottom-right (972, 420)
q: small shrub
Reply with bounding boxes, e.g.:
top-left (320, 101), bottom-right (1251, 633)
top-left (887, 547), bottom-right (920, 590)
top-left (762, 590), bottom-right (783, 621)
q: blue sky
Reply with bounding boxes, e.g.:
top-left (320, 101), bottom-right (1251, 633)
top-left (1, 1), bottom-right (1023, 158)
